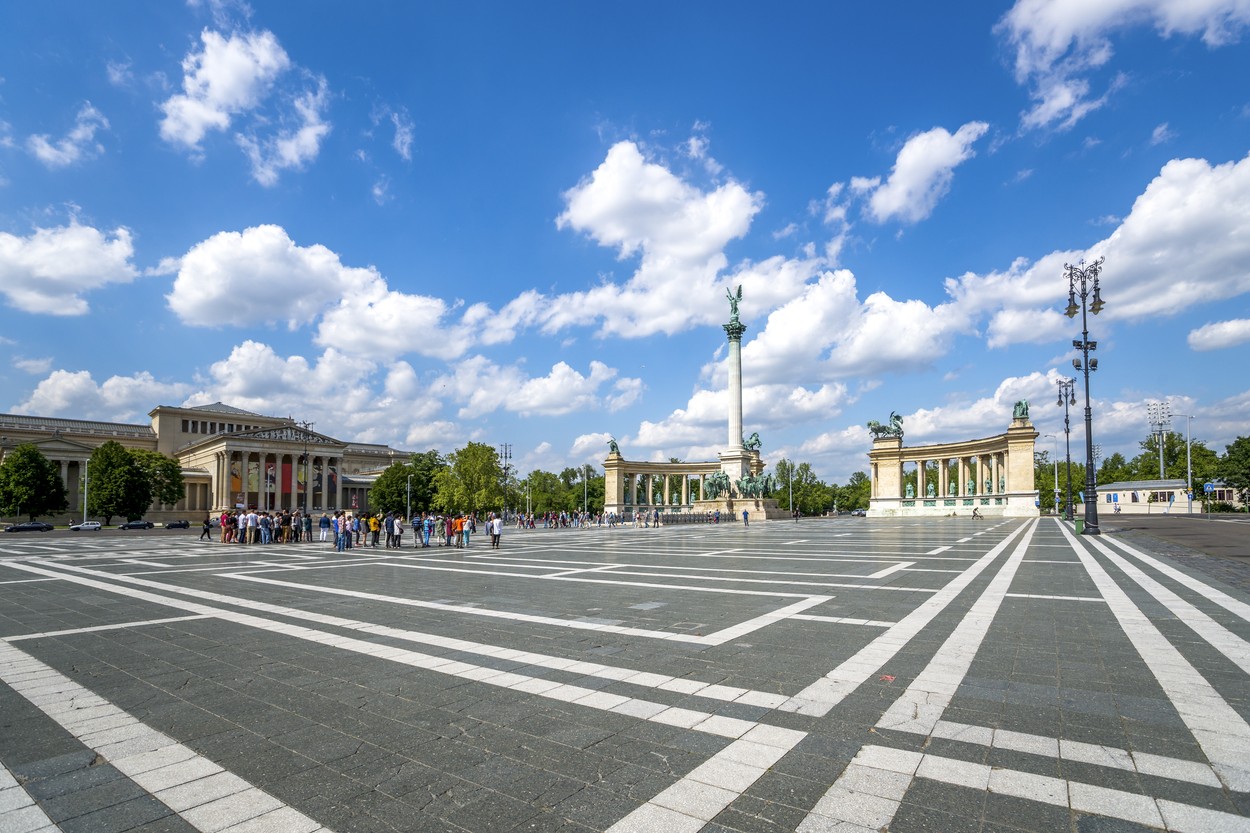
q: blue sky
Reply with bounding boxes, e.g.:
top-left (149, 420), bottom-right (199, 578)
top-left (2, 0), bottom-right (1249, 483)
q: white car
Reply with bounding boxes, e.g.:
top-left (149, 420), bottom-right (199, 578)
top-left (69, 521), bottom-right (102, 531)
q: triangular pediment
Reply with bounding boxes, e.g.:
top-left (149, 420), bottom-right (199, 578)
top-left (231, 425), bottom-right (342, 445)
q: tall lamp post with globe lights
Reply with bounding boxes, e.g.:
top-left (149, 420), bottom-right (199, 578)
top-left (1064, 258), bottom-right (1105, 535)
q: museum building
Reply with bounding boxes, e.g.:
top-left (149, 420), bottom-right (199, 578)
top-left (0, 402), bottom-right (404, 523)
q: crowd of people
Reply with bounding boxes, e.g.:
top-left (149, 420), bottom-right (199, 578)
top-left (209, 509), bottom-right (508, 551)
top-left (207, 505), bottom-right (746, 550)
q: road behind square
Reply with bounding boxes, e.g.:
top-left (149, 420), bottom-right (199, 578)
top-left (1, 517), bottom-right (1248, 833)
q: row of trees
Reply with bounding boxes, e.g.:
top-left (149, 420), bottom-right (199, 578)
top-left (0, 441), bottom-right (185, 523)
top-left (365, 442), bottom-right (870, 518)
top-left (1034, 431), bottom-right (1250, 511)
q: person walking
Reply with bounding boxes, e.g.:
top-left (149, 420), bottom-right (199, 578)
top-left (742, 509), bottom-right (749, 526)
top-left (199, 517), bottom-right (212, 542)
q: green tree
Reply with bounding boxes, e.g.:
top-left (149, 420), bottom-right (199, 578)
top-left (0, 444), bottom-right (69, 521)
top-left (837, 471), bottom-right (871, 511)
top-left (1097, 452), bottom-right (1133, 485)
top-left (88, 441), bottom-right (151, 523)
top-left (1218, 436), bottom-right (1250, 509)
top-left (408, 450), bottom-right (446, 513)
top-left (367, 462), bottom-right (413, 515)
top-left (524, 469), bottom-right (564, 514)
top-left (434, 442), bottom-right (503, 515)
top-left (130, 449), bottom-right (185, 507)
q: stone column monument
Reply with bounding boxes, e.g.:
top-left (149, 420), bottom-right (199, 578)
top-left (719, 286), bottom-right (754, 488)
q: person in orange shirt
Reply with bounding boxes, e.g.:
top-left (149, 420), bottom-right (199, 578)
top-left (452, 515), bottom-right (464, 548)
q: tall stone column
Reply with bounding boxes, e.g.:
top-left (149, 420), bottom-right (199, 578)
top-left (725, 318), bottom-right (746, 450)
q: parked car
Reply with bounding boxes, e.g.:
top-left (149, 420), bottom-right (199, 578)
top-left (850, 508), bottom-right (867, 517)
top-left (117, 520), bottom-right (154, 530)
top-left (4, 521), bottom-right (55, 532)
top-left (69, 521), bottom-right (103, 531)
top-left (165, 520), bottom-right (190, 529)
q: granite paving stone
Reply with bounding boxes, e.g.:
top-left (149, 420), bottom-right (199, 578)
top-left (3, 518), bottom-right (1250, 832)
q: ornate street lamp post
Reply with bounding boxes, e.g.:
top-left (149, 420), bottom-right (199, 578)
top-left (1064, 258), bottom-right (1105, 535)
top-left (1057, 379), bottom-right (1076, 521)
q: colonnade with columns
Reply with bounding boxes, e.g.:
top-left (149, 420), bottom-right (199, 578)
top-left (867, 417), bottom-right (1040, 518)
top-left (211, 448), bottom-right (345, 513)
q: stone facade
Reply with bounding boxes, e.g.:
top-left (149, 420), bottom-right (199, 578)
top-left (868, 415), bottom-right (1040, 518)
top-left (0, 402), bottom-right (407, 524)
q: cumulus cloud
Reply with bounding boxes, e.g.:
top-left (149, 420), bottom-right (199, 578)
top-left (947, 151), bottom-right (1250, 345)
top-left (27, 103), bottom-right (109, 168)
top-left (1188, 318), bottom-right (1250, 350)
top-left (858, 122), bottom-right (989, 224)
top-left (238, 76), bottom-right (330, 186)
top-left (165, 224), bottom-right (377, 328)
top-left (997, 0), bottom-right (1250, 130)
top-left (159, 29), bottom-right (290, 150)
top-left (550, 140), bottom-right (777, 338)
top-left (18, 369), bottom-right (191, 421)
top-left (432, 356), bottom-right (637, 419)
top-left (0, 222), bottom-right (138, 314)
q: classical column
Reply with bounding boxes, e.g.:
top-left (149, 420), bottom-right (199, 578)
top-left (681, 476), bottom-right (689, 506)
top-left (334, 457), bottom-right (343, 510)
top-left (725, 319), bottom-right (746, 450)
top-left (663, 475), bottom-right (671, 507)
top-left (304, 454), bottom-right (312, 514)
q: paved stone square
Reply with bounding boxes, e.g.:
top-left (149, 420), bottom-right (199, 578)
top-left (2, 517), bottom-right (1249, 832)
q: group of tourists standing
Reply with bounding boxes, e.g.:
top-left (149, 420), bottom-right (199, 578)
top-left (209, 509), bottom-right (506, 551)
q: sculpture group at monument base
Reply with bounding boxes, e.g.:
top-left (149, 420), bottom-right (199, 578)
top-left (690, 497), bottom-right (791, 522)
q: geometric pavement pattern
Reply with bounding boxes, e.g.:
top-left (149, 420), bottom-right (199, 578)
top-left (1, 517), bottom-right (1248, 833)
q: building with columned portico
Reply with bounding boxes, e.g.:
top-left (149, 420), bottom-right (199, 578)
top-left (0, 402), bottom-right (408, 523)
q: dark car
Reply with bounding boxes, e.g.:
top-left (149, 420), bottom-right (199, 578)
top-left (117, 520), bottom-right (155, 530)
top-left (4, 521), bottom-right (55, 532)
top-left (850, 509), bottom-right (867, 517)
top-left (165, 520), bottom-right (190, 529)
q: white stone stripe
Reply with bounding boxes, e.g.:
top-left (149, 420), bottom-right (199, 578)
top-left (226, 572), bottom-right (833, 645)
top-left (11, 561), bottom-right (795, 708)
top-left (1103, 534), bottom-right (1250, 623)
top-left (1059, 520), bottom-right (1250, 792)
top-left (1084, 536), bottom-right (1250, 675)
top-left (779, 521), bottom-right (1032, 716)
top-left (801, 744), bottom-right (1250, 833)
top-left (790, 614), bottom-right (895, 627)
top-left (0, 640), bottom-right (331, 833)
top-left (1004, 593), bottom-right (1104, 601)
top-left (930, 720), bottom-right (1222, 787)
top-left (876, 521), bottom-right (1037, 735)
top-left (2, 561), bottom-right (780, 739)
top-left (0, 577), bottom-right (58, 585)
top-left (0, 757), bottom-right (57, 833)
top-left (606, 725), bottom-right (805, 833)
top-left (4, 614), bottom-right (213, 641)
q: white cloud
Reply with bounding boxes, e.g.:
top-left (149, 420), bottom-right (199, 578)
top-left (106, 60), bottom-right (134, 87)
top-left (13, 357), bottom-right (53, 374)
top-left (550, 140), bottom-right (770, 338)
top-left (26, 103), bottom-right (109, 168)
top-left (0, 222), bottom-right (137, 315)
top-left (860, 122), bottom-right (989, 224)
top-left (165, 224), bottom-right (377, 328)
top-left (1188, 318), bottom-right (1250, 350)
top-left (391, 111), bottom-right (414, 160)
top-left (1150, 122), bottom-right (1175, 145)
top-left (237, 76), bottom-right (331, 186)
top-left (947, 151), bottom-right (1250, 345)
top-left (19, 369), bottom-right (190, 422)
top-left (159, 29), bottom-right (290, 150)
top-left (432, 356), bottom-right (635, 419)
top-left (997, 0), bottom-right (1250, 130)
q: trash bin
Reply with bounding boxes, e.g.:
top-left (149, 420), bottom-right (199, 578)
top-left (1075, 519), bottom-right (1084, 534)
